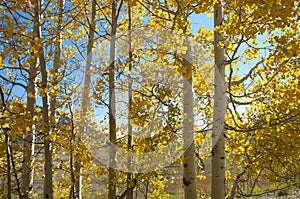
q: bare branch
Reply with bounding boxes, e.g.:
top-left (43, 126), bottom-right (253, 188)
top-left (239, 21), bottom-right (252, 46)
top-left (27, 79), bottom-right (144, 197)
top-left (229, 59), bottom-right (264, 86)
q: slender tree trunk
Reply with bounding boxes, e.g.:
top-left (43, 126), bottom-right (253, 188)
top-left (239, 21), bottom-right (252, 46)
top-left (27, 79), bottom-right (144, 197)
top-left (67, 101), bottom-right (76, 199)
top-left (21, 5), bottom-right (38, 198)
top-left (42, 36), bottom-right (52, 198)
top-left (21, 71), bottom-right (36, 199)
top-left (126, 3), bottom-right (134, 199)
top-left (5, 132), bottom-right (12, 199)
top-left (179, 10), bottom-right (197, 198)
top-left (135, 188), bottom-right (138, 199)
top-left (50, 0), bottom-right (64, 139)
top-left (69, 147), bottom-right (76, 199)
top-left (108, 1), bottom-right (118, 198)
top-left (211, 3), bottom-right (226, 199)
top-left (73, 0), bottom-right (96, 198)
top-left (47, 0), bottom-right (64, 197)
top-left (145, 177), bottom-right (149, 199)
top-left (9, 143), bottom-right (22, 198)
top-left (32, 0), bottom-right (53, 197)
top-left (1, 94), bottom-right (13, 198)
top-left (182, 40), bottom-right (197, 199)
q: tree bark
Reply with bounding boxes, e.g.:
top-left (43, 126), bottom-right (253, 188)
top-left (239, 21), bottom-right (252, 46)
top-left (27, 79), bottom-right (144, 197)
top-left (73, 0), bottom-right (96, 198)
top-left (174, 9), bottom-right (197, 198)
top-left (32, 0), bottom-right (53, 197)
top-left (108, 1), bottom-right (118, 198)
top-left (21, 2), bottom-right (38, 197)
top-left (5, 132), bottom-right (12, 199)
top-left (48, 0), bottom-right (64, 198)
top-left (182, 43), bottom-right (197, 199)
top-left (211, 3), bottom-right (226, 199)
top-left (21, 62), bottom-right (36, 199)
top-left (50, 0), bottom-right (64, 134)
top-left (126, 3), bottom-right (134, 199)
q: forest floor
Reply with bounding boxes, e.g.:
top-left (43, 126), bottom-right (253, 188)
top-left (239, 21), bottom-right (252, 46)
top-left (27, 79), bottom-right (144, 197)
top-left (250, 190), bottom-right (300, 198)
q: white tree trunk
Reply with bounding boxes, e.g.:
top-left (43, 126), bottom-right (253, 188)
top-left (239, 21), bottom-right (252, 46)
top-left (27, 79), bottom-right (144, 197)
top-left (183, 41), bottom-right (197, 199)
top-left (20, 1), bottom-right (39, 197)
top-left (211, 3), bottom-right (226, 199)
top-left (21, 49), bottom-right (36, 199)
top-left (5, 133), bottom-right (12, 199)
top-left (31, 0), bottom-right (53, 197)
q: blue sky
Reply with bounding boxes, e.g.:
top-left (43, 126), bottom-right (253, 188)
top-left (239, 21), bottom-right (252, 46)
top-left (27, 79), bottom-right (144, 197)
top-left (190, 13), bottom-right (214, 32)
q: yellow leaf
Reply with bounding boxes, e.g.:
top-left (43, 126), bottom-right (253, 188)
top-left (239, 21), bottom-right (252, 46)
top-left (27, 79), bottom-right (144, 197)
top-left (53, 84), bottom-right (58, 90)
top-left (35, 107), bottom-right (41, 113)
top-left (66, 125), bottom-right (71, 131)
top-left (28, 92), bottom-right (35, 98)
top-left (178, 29), bottom-right (184, 34)
top-left (66, 29), bottom-right (72, 35)
top-left (238, 146), bottom-right (245, 152)
top-left (38, 88), bottom-right (48, 97)
top-left (2, 123), bottom-right (9, 128)
top-left (266, 115), bottom-right (270, 123)
top-left (162, 139), bottom-right (167, 145)
top-left (3, 111), bottom-right (10, 117)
